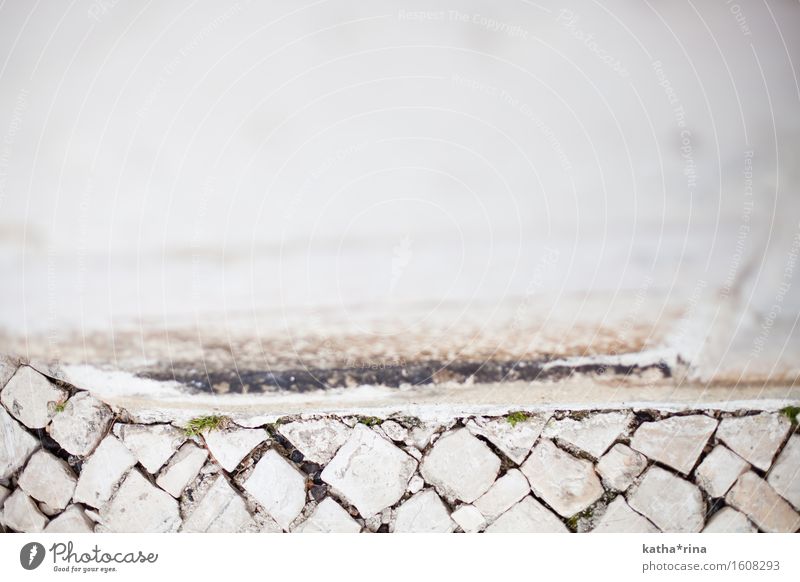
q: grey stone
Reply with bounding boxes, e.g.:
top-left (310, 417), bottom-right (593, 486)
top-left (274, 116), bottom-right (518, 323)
top-left (716, 413), bottom-right (791, 471)
top-left (182, 475), bottom-right (257, 533)
top-left (596, 443), bottom-right (648, 491)
top-left (543, 412), bottom-right (632, 458)
top-left (322, 425), bottom-right (417, 518)
top-left (702, 507), bottom-right (756, 533)
top-left (451, 504), bottom-right (486, 533)
top-left (407, 475), bottom-right (424, 494)
top-left (767, 434), bottom-right (800, 510)
top-left (466, 414), bottom-right (548, 464)
top-left (203, 427), bottom-right (267, 472)
top-left (694, 445), bottom-right (749, 498)
top-left (1, 366), bottom-right (67, 429)
top-left (421, 428), bottom-right (500, 503)
top-left (156, 442), bottom-right (208, 498)
top-left (0, 405), bottom-right (40, 481)
top-left (592, 497), bottom-right (658, 533)
top-left (379, 420), bottom-right (408, 442)
top-left (73, 435), bottom-right (137, 507)
top-left (630, 414), bottom-right (717, 475)
top-left (115, 423), bottom-right (186, 473)
top-left (394, 489), bottom-right (455, 533)
top-left (44, 505), bottom-right (95, 533)
top-left (48, 393), bottom-right (113, 456)
top-left (17, 450), bottom-right (77, 510)
top-left (485, 496), bottom-right (568, 533)
top-left (278, 418), bottom-right (350, 464)
top-left (473, 468), bottom-right (529, 522)
top-left (0, 355), bottom-right (17, 390)
top-left (99, 469), bottom-right (181, 532)
top-left (628, 466), bottom-right (705, 532)
top-left (293, 498), bottom-right (361, 533)
top-left (520, 439), bottom-right (603, 517)
top-left (725, 472), bottom-right (800, 533)
top-left (3, 489), bottom-right (48, 532)
top-left (242, 449), bottom-right (306, 530)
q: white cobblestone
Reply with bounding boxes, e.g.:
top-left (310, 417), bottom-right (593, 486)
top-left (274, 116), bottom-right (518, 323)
top-left (203, 427), bottom-right (267, 472)
top-left (0, 366), bottom-right (67, 429)
top-left (293, 498), bottom-right (361, 533)
top-left (0, 356), bottom-right (16, 389)
top-left (73, 435), bottom-right (136, 507)
top-left (322, 425), bottom-right (417, 518)
top-left (702, 507), bottom-right (756, 533)
top-left (521, 439), bottom-right (603, 517)
top-left (716, 413), bottom-right (791, 471)
top-left (18, 450), bottom-right (77, 511)
top-left (466, 414), bottom-right (548, 464)
top-left (473, 468), bottom-right (530, 522)
top-left (767, 434), bottom-right (800, 510)
top-left (3, 489), bottom-right (49, 532)
top-left (48, 393), bottom-right (113, 456)
top-left (243, 449), bottom-right (307, 530)
top-left (44, 505), bottom-right (95, 533)
top-left (596, 443), bottom-right (648, 491)
top-left (725, 472), bottom-right (800, 533)
top-left (694, 445), bottom-right (749, 498)
top-left (592, 496), bottom-right (658, 533)
top-left (630, 415), bottom-right (717, 475)
top-left (543, 412), bottom-right (631, 458)
top-left (379, 420), bottom-right (408, 442)
top-left (421, 428), bottom-right (500, 502)
top-left (394, 489), bottom-right (455, 533)
top-left (156, 442), bottom-right (208, 498)
top-left (407, 475), bottom-right (424, 494)
top-left (278, 418), bottom-right (350, 464)
top-left (115, 423), bottom-right (186, 473)
top-left (451, 504), bottom-right (486, 533)
top-left (485, 496), bottom-right (568, 533)
top-left (628, 466), bottom-right (705, 532)
top-left (182, 475), bottom-right (257, 533)
top-left (99, 469), bottom-right (181, 532)
top-left (0, 405), bottom-right (40, 481)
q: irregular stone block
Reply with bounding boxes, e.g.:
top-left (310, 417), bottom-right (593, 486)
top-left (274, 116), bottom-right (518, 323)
top-left (767, 434), bottom-right (800, 510)
top-left (1, 366), bottom-right (68, 429)
top-left (48, 393), bottom-right (113, 456)
top-left (630, 414), bottom-right (717, 475)
top-left (203, 427), bottom-right (267, 472)
top-left (716, 413), bottom-right (791, 471)
top-left (44, 505), bottom-right (95, 533)
top-left (115, 423), bottom-right (186, 473)
top-left (485, 496), bottom-right (568, 533)
top-left (543, 412), bottom-right (632, 458)
top-left (243, 449), bottom-right (306, 530)
top-left (466, 414), bottom-right (548, 464)
top-left (592, 496), bottom-right (658, 533)
top-left (73, 435), bottom-right (137, 507)
top-left (628, 466), bottom-right (705, 532)
top-left (278, 418), bottom-right (350, 464)
top-left (520, 439), bottom-right (603, 517)
top-left (694, 445), bottom-right (749, 498)
top-left (378, 420), bottom-right (408, 442)
top-left (322, 425), bottom-right (417, 518)
top-left (702, 507), bottom-right (756, 533)
top-left (421, 428), bottom-right (500, 503)
top-left (99, 469), bottom-right (181, 532)
top-left (473, 468), bottom-right (529, 522)
top-left (182, 475), bottom-right (257, 533)
top-left (596, 443), bottom-right (648, 491)
top-left (156, 442), bottom-right (208, 497)
top-left (451, 504), bottom-right (486, 533)
top-left (394, 489), bottom-right (455, 533)
top-left (3, 489), bottom-right (48, 532)
top-left (0, 405), bottom-right (40, 481)
top-left (725, 472), bottom-right (800, 533)
top-left (293, 498), bottom-right (361, 533)
top-left (18, 450), bottom-right (77, 510)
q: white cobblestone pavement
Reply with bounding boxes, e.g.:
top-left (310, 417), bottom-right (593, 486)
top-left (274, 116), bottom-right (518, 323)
top-left (0, 363), bottom-right (798, 533)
